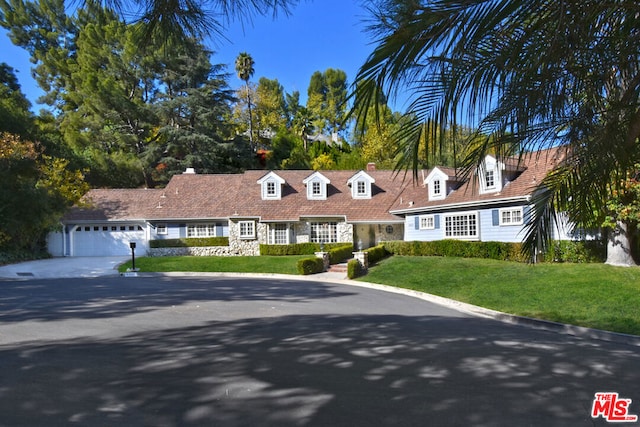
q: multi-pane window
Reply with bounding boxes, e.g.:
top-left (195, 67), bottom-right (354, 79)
top-left (419, 215), bottom-right (435, 230)
top-left (266, 181), bottom-right (277, 197)
top-left (269, 224), bottom-right (289, 244)
top-left (312, 181), bottom-right (322, 196)
top-left (239, 221), bottom-right (255, 239)
top-left (187, 224), bottom-right (216, 237)
top-left (433, 180), bottom-right (441, 196)
top-left (310, 222), bottom-right (338, 243)
top-left (156, 224), bottom-right (167, 235)
top-left (500, 208), bottom-right (523, 225)
top-left (485, 170), bottom-right (495, 189)
top-left (444, 213), bottom-right (478, 239)
top-left (356, 181), bottom-right (367, 196)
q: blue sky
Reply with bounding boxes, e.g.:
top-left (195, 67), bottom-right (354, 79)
top-left (0, 0), bottom-right (378, 111)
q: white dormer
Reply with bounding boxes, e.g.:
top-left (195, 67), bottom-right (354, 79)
top-left (303, 171), bottom-right (330, 200)
top-left (424, 167), bottom-right (449, 201)
top-left (478, 155), bottom-right (505, 194)
top-left (257, 171), bottom-right (286, 200)
top-left (347, 171), bottom-right (375, 199)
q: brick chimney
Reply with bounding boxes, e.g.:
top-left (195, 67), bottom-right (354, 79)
top-left (366, 162), bottom-right (376, 171)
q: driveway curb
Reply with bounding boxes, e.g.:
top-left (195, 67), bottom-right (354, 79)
top-left (135, 271), bottom-right (640, 348)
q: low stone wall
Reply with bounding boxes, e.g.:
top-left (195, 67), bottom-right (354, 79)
top-left (148, 246), bottom-right (237, 257)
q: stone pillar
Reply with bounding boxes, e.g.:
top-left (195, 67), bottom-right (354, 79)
top-left (352, 251), bottom-right (368, 273)
top-left (315, 251), bottom-right (330, 271)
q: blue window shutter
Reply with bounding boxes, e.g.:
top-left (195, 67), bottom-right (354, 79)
top-left (434, 215), bottom-right (440, 229)
top-left (414, 216), bottom-right (419, 230)
top-left (523, 206), bottom-right (531, 223)
top-left (492, 209), bottom-right (499, 226)
top-left (216, 223), bottom-right (223, 236)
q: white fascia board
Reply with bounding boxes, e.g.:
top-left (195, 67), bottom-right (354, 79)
top-left (390, 195), bottom-right (531, 215)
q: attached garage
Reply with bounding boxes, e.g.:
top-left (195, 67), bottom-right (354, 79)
top-left (70, 223), bottom-right (147, 257)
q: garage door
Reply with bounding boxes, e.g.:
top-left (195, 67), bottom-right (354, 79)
top-left (71, 224), bottom-right (146, 256)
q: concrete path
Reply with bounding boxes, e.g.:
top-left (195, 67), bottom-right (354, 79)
top-left (0, 257), bottom-right (128, 279)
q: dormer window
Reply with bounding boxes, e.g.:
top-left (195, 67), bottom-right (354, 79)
top-left (312, 181), bottom-right (321, 196)
top-left (433, 179), bottom-right (442, 196)
top-left (303, 171), bottom-right (330, 200)
top-left (257, 171), bottom-right (285, 200)
top-left (425, 167), bottom-right (449, 201)
top-left (347, 171), bottom-right (375, 199)
top-left (266, 181), bottom-right (276, 197)
top-left (479, 155), bottom-right (504, 194)
top-left (485, 170), bottom-right (495, 189)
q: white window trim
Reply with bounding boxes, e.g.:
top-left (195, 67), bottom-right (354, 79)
top-left (444, 211), bottom-right (479, 240)
top-left (156, 223), bottom-right (168, 235)
top-left (310, 222), bottom-right (338, 243)
top-left (307, 179), bottom-right (327, 200)
top-left (258, 172), bottom-right (285, 200)
top-left (499, 207), bottom-right (524, 226)
top-left (187, 223), bottom-right (217, 238)
top-left (268, 223), bottom-right (290, 244)
top-left (419, 215), bottom-right (435, 230)
top-left (348, 171), bottom-right (374, 199)
top-left (238, 221), bottom-right (256, 239)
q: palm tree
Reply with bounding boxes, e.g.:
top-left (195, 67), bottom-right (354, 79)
top-left (96, 0), bottom-right (299, 42)
top-left (354, 0), bottom-right (640, 265)
top-left (235, 52), bottom-right (255, 150)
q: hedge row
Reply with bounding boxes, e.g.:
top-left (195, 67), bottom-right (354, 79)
top-left (382, 240), bottom-right (527, 262)
top-left (328, 244), bottom-right (354, 264)
top-left (260, 242), bottom-right (352, 256)
top-left (364, 244), bottom-right (388, 264)
top-left (382, 239), bottom-right (606, 263)
top-left (150, 237), bottom-right (229, 248)
top-left (297, 257), bottom-right (325, 275)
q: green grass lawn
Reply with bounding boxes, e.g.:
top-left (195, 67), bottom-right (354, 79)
top-left (120, 254), bottom-right (640, 336)
top-left (120, 255), bottom-right (310, 276)
top-left (361, 256), bottom-right (640, 336)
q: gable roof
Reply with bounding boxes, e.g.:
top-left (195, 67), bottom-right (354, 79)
top-left (64, 170), bottom-right (413, 223)
top-left (392, 146), bottom-right (567, 213)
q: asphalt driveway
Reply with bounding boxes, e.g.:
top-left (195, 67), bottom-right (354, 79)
top-left (0, 274), bottom-right (638, 426)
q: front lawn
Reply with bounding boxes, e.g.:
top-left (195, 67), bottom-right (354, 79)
top-left (120, 255), bottom-right (310, 276)
top-left (361, 256), bottom-right (640, 336)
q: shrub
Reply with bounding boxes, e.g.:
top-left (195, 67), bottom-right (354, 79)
top-left (150, 237), bottom-right (229, 248)
top-left (364, 244), bottom-right (388, 264)
top-left (543, 240), bottom-right (606, 263)
top-left (328, 244), bottom-right (354, 264)
top-left (347, 259), bottom-right (363, 279)
top-left (260, 243), bottom-right (318, 256)
top-left (382, 239), bottom-right (602, 263)
top-left (297, 257), bottom-right (325, 275)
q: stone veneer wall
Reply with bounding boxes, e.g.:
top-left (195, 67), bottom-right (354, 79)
top-left (148, 221), bottom-right (356, 257)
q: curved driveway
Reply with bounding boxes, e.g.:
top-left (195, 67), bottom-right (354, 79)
top-left (0, 274), bottom-right (639, 426)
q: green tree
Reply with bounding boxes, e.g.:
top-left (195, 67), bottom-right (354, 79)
top-left (307, 68), bottom-right (349, 137)
top-left (255, 76), bottom-right (287, 136)
top-left (0, 132), bottom-right (87, 255)
top-left (0, 63), bottom-right (33, 136)
top-left (355, 0), bottom-right (640, 265)
top-left (235, 52), bottom-right (255, 150)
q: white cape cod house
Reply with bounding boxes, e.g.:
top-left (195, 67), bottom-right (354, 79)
top-left (48, 147), bottom-right (574, 257)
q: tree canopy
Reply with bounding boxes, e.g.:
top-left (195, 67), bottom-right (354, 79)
top-left (354, 0), bottom-right (640, 264)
